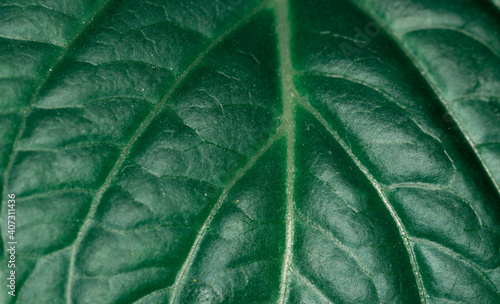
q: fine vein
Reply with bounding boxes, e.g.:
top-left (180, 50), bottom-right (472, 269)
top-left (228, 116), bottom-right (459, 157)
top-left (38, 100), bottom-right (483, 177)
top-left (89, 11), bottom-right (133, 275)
top-left (275, 0), bottom-right (296, 302)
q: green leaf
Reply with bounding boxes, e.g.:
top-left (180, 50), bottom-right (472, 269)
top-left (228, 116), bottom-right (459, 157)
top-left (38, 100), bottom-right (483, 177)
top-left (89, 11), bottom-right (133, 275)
top-left (1, 0), bottom-right (499, 303)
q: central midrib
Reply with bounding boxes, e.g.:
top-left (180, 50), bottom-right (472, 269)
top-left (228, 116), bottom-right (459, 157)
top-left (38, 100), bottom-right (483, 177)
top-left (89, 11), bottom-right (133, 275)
top-left (274, 0), bottom-right (427, 302)
top-left (275, 0), bottom-right (296, 302)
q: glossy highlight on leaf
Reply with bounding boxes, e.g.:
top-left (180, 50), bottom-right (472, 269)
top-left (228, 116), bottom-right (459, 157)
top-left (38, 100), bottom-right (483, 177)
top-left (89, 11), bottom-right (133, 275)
top-left (1, 0), bottom-right (499, 303)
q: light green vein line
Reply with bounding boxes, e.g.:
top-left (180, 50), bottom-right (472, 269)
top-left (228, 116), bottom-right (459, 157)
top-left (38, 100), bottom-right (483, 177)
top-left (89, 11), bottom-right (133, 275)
top-left (0, 0), bottom-right (116, 261)
top-left (296, 97), bottom-right (426, 303)
top-left (63, 3), bottom-right (270, 303)
top-left (275, 0), bottom-right (296, 303)
top-left (168, 127), bottom-right (283, 304)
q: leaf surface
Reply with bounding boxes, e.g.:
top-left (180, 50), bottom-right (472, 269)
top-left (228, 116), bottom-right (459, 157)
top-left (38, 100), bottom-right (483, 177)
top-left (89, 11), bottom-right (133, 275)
top-left (1, 0), bottom-right (499, 303)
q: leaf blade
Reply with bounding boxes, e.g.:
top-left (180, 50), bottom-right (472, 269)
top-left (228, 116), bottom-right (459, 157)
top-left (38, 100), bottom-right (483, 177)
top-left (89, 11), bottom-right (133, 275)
top-left (1, 0), bottom-right (500, 303)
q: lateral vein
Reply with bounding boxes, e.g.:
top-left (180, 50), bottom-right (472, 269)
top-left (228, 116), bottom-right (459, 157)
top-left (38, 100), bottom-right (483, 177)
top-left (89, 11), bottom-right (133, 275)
top-left (297, 97), bottom-right (426, 303)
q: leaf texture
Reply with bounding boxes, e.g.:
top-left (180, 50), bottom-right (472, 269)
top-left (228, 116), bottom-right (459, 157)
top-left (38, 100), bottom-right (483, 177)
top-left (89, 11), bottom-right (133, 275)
top-left (0, 0), bottom-right (499, 303)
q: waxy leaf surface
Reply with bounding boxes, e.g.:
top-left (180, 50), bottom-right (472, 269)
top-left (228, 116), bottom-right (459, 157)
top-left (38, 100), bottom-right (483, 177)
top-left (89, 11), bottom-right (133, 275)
top-left (1, 0), bottom-right (499, 303)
